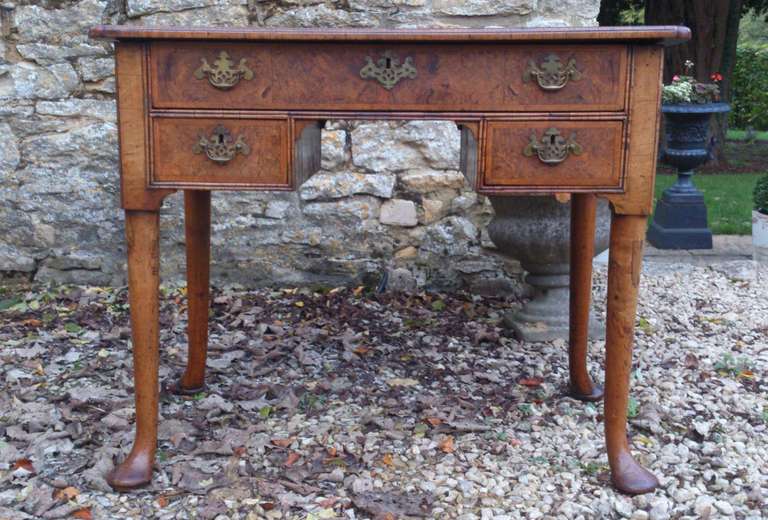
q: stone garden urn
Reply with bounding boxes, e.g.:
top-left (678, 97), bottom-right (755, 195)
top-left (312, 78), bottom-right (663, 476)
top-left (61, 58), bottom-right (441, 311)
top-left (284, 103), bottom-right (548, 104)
top-left (487, 195), bottom-right (611, 342)
top-left (647, 102), bottom-right (731, 249)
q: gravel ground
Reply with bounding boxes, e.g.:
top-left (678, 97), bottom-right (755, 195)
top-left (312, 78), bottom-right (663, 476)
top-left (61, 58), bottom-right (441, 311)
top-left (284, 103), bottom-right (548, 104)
top-left (0, 260), bottom-right (766, 520)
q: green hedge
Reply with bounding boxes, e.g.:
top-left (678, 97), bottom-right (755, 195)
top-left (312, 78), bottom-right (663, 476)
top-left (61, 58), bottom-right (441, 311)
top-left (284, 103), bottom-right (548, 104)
top-left (731, 47), bottom-right (768, 130)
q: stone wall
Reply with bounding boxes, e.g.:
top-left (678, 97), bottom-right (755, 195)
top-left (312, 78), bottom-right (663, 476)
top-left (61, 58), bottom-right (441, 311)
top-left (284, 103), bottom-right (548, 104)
top-left (0, 0), bottom-right (599, 291)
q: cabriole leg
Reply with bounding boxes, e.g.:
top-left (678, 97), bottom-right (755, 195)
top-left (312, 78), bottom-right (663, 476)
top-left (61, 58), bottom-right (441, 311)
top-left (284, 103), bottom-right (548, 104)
top-left (108, 210), bottom-right (161, 490)
top-left (171, 190), bottom-right (211, 395)
top-left (569, 194), bottom-right (603, 401)
top-left (604, 212), bottom-right (659, 495)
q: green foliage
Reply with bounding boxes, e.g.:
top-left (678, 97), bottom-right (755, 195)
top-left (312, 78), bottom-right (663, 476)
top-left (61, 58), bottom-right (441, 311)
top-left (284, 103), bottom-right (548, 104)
top-left (731, 47), bottom-right (768, 130)
top-left (662, 77), bottom-right (720, 104)
top-left (738, 9), bottom-right (768, 49)
top-left (754, 175), bottom-right (768, 214)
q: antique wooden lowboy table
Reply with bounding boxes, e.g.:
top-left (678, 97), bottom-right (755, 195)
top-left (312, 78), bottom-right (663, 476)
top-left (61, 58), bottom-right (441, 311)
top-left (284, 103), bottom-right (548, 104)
top-left (90, 24), bottom-right (689, 495)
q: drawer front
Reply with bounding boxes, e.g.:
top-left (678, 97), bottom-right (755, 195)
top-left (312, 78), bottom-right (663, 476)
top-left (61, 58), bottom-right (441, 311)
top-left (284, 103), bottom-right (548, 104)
top-left (150, 42), bottom-right (627, 112)
top-left (151, 117), bottom-right (290, 188)
top-left (482, 120), bottom-right (624, 190)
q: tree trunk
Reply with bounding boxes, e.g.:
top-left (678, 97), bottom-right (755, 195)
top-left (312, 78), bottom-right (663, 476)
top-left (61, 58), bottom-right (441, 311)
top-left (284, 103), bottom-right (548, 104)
top-left (598, 1), bottom-right (625, 26)
top-left (645, 0), bottom-right (743, 165)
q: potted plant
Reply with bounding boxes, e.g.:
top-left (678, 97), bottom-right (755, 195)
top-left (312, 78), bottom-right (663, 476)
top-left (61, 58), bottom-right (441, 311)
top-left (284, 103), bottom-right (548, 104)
top-left (753, 175), bottom-right (768, 259)
top-left (647, 61), bottom-right (731, 250)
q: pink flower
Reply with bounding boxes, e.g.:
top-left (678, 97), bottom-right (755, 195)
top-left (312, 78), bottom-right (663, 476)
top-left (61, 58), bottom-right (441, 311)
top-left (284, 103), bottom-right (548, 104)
top-left (672, 75), bottom-right (680, 81)
top-left (710, 72), bottom-right (723, 81)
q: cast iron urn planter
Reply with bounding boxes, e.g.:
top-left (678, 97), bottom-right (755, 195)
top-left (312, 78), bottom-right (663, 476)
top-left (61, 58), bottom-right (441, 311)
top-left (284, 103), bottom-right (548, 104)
top-left (647, 102), bottom-right (730, 249)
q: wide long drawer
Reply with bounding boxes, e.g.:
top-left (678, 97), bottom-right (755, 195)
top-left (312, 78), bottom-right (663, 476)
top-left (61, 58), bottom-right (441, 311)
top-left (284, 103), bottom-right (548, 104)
top-left (481, 120), bottom-right (625, 191)
top-left (149, 42), bottom-right (628, 112)
top-left (150, 116), bottom-right (291, 189)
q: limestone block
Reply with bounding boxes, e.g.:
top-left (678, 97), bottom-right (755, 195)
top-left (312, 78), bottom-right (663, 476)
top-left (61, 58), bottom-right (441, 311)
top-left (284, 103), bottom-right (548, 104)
top-left (77, 57), bottom-right (115, 82)
top-left (303, 196), bottom-right (381, 221)
top-left (5, 63), bottom-right (79, 100)
top-left (394, 246), bottom-right (418, 259)
top-left (321, 130), bottom-right (349, 170)
top-left (380, 199), bottom-right (418, 227)
top-left (399, 121), bottom-right (461, 170)
top-left (421, 216), bottom-right (479, 255)
top-left (386, 267), bottom-right (417, 292)
top-left (451, 192), bottom-right (479, 213)
top-left (539, 0), bottom-right (600, 21)
top-left (265, 5), bottom-right (380, 28)
top-left (15, 0), bottom-right (108, 44)
top-left (127, 0), bottom-right (243, 17)
top-left (400, 169), bottom-right (466, 193)
top-left (135, 5), bottom-right (249, 26)
top-left (300, 172), bottom-right (395, 201)
top-left (264, 200), bottom-right (293, 220)
top-left (433, 0), bottom-right (535, 16)
top-left (16, 43), bottom-right (109, 66)
top-left (350, 0), bottom-right (426, 7)
top-left (0, 123), bottom-right (20, 174)
top-left (0, 244), bottom-right (36, 272)
top-left (352, 121), bottom-right (460, 173)
top-left (36, 99), bottom-right (117, 122)
top-left (422, 198), bottom-right (448, 224)
top-left (21, 122), bottom-right (118, 173)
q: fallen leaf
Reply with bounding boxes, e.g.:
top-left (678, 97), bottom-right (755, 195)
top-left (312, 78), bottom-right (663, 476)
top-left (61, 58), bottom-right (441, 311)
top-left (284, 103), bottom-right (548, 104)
top-left (71, 508), bottom-right (93, 520)
top-left (318, 497), bottom-right (339, 508)
top-left (684, 353), bottom-right (699, 369)
top-left (12, 458), bottom-right (36, 474)
top-left (285, 451), bottom-right (300, 467)
top-left (518, 377), bottom-right (543, 388)
top-left (353, 345), bottom-right (371, 355)
top-left (64, 323), bottom-right (82, 334)
top-left (381, 453), bottom-right (394, 467)
top-left (438, 436), bottom-right (454, 454)
top-left (425, 417), bottom-right (442, 427)
top-left (155, 496), bottom-right (169, 508)
top-left (52, 486), bottom-right (79, 501)
top-left (271, 437), bottom-right (294, 448)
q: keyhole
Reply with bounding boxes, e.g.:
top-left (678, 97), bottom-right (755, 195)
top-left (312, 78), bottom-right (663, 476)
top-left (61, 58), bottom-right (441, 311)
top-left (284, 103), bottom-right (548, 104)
top-left (550, 135), bottom-right (556, 145)
top-left (385, 57), bottom-right (392, 69)
top-left (218, 133), bottom-right (224, 144)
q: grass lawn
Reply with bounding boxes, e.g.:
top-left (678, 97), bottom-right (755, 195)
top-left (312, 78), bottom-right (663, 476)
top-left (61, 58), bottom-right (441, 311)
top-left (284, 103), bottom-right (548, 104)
top-left (726, 129), bottom-right (768, 141)
top-left (652, 173), bottom-right (762, 235)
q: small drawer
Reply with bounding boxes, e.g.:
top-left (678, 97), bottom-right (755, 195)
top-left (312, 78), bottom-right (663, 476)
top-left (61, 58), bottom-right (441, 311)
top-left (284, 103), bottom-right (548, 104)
top-left (149, 42), bottom-right (627, 112)
top-left (481, 120), bottom-right (625, 191)
top-left (150, 116), bottom-right (290, 189)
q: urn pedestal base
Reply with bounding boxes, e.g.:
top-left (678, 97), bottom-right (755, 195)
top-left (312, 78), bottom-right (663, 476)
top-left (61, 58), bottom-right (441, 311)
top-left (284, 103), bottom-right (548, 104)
top-left (648, 102), bottom-right (730, 250)
top-left (487, 196), bottom-right (610, 343)
top-left (647, 180), bottom-right (712, 249)
top-left (503, 263), bottom-right (604, 342)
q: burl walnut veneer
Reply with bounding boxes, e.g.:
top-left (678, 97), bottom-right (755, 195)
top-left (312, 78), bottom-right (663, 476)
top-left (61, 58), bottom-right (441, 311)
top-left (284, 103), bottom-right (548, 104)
top-left (90, 25), bottom-right (690, 495)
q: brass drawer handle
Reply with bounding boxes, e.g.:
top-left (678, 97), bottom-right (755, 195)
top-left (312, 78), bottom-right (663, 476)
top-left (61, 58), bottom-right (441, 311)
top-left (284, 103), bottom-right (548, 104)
top-left (193, 125), bottom-right (250, 164)
top-left (193, 51), bottom-right (254, 90)
top-left (523, 54), bottom-right (581, 91)
top-left (360, 50), bottom-right (417, 90)
top-left (523, 128), bottom-right (582, 165)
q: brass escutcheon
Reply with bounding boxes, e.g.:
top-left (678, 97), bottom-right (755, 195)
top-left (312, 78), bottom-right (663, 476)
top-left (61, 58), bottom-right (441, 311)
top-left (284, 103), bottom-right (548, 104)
top-left (193, 51), bottom-right (254, 90)
top-left (193, 125), bottom-right (250, 164)
top-left (523, 54), bottom-right (581, 90)
top-left (360, 50), bottom-right (417, 90)
top-left (523, 128), bottom-right (582, 165)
